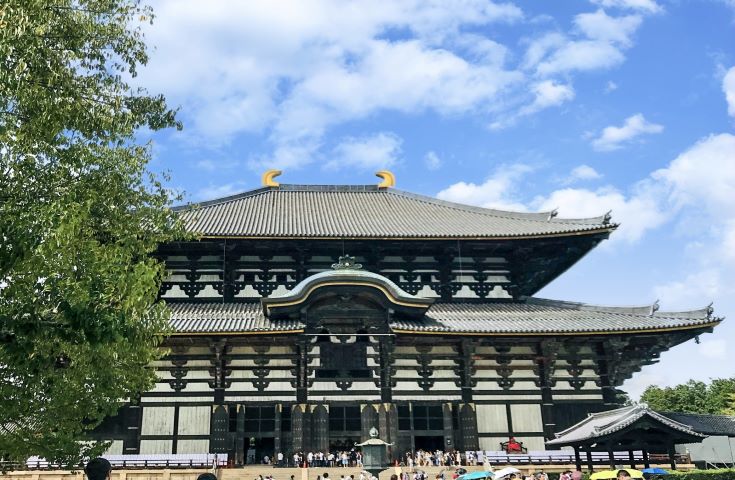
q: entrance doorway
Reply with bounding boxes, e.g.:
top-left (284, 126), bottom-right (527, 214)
top-left (245, 437), bottom-right (275, 465)
top-left (414, 435), bottom-right (444, 452)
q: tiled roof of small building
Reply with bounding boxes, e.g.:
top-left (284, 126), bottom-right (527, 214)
top-left (167, 298), bottom-right (718, 335)
top-left (661, 412), bottom-right (735, 437)
top-left (546, 404), bottom-right (706, 446)
top-left (174, 185), bottom-right (615, 239)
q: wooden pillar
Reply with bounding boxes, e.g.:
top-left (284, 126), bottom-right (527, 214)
top-left (295, 338), bottom-right (309, 404)
top-left (274, 404), bottom-right (282, 459)
top-left (643, 449), bottom-right (650, 469)
top-left (608, 447), bottom-right (615, 469)
top-left (378, 336), bottom-right (395, 402)
top-left (536, 340), bottom-right (560, 440)
top-left (442, 403), bottom-right (455, 452)
top-left (628, 450), bottom-right (635, 468)
top-left (573, 446), bottom-right (582, 472)
top-left (668, 443), bottom-right (677, 471)
top-left (586, 448), bottom-right (594, 472)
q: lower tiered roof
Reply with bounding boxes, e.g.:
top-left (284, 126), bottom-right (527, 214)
top-left (166, 298), bottom-right (720, 335)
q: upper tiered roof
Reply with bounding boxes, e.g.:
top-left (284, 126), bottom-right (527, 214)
top-left (175, 172), bottom-right (616, 239)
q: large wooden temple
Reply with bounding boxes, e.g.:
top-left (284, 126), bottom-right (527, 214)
top-left (96, 171), bottom-right (721, 464)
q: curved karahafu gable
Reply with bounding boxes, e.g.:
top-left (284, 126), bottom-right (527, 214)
top-left (261, 255), bottom-right (434, 318)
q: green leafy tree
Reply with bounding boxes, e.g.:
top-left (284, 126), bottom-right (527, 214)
top-left (0, 0), bottom-right (184, 464)
top-left (640, 379), bottom-right (735, 414)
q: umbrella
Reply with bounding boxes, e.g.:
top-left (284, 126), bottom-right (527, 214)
top-left (457, 471), bottom-right (494, 480)
top-left (590, 469), bottom-right (644, 480)
top-left (492, 467), bottom-right (520, 479)
top-left (641, 468), bottom-right (669, 475)
top-left (456, 469), bottom-right (468, 475)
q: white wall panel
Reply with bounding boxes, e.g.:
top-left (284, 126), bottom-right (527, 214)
top-left (476, 405), bottom-right (508, 433)
top-left (479, 437), bottom-right (508, 451)
top-left (103, 441), bottom-right (123, 455)
top-left (177, 439), bottom-right (210, 454)
top-left (178, 406), bottom-right (210, 435)
top-left (141, 406), bottom-right (175, 435)
top-left (140, 440), bottom-right (173, 454)
top-left (510, 404), bottom-right (543, 433)
top-left (513, 436), bottom-right (545, 451)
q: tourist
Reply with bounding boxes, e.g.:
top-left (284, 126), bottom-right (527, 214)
top-left (197, 475), bottom-right (217, 480)
top-left (616, 471), bottom-right (631, 480)
top-left (571, 470), bottom-right (582, 480)
top-left (84, 458), bottom-right (111, 480)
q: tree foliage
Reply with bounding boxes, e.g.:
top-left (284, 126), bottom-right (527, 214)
top-left (640, 378), bottom-right (735, 415)
top-left (0, 0), bottom-right (183, 464)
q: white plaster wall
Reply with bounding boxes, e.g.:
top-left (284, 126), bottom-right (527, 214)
top-left (479, 437), bottom-right (508, 451)
top-left (513, 436), bottom-right (545, 451)
top-left (510, 404), bottom-right (543, 433)
top-left (103, 441), bottom-right (124, 455)
top-left (178, 406), bottom-right (211, 435)
top-left (476, 405), bottom-right (508, 433)
top-left (141, 406), bottom-right (175, 435)
top-left (141, 396), bottom-right (212, 403)
top-left (140, 440), bottom-right (173, 454)
top-left (176, 440), bottom-right (210, 454)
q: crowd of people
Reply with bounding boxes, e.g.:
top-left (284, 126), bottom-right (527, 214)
top-left (403, 450), bottom-right (477, 467)
top-left (273, 450), bottom-right (363, 468)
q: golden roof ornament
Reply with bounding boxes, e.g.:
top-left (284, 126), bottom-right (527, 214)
top-left (376, 170), bottom-right (395, 188)
top-left (262, 169), bottom-right (282, 187)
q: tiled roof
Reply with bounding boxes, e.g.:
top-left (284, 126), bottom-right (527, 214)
top-left (168, 302), bottom-right (301, 334)
top-left (661, 412), bottom-right (735, 437)
top-left (174, 185), bottom-right (615, 239)
top-left (167, 298), bottom-right (718, 335)
top-left (392, 298), bottom-right (718, 334)
top-left (547, 404), bottom-right (706, 446)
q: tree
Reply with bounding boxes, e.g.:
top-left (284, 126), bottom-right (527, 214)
top-left (640, 379), bottom-right (735, 414)
top-left (0, 0), bottom-right (184, 464)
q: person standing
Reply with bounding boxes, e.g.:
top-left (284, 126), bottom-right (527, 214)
top-left (84, 458), bottom-right (111, 480)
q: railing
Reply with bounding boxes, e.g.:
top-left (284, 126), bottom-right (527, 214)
top-left (471, 450), bottom-right (647, 465)
top-left (14, 454), bottom-right (228, 471)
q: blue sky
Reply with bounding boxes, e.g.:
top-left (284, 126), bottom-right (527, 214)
top-left (138, 0), bottom-right (735, 398)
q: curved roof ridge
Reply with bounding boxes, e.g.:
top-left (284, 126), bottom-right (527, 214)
top-left (173, 184), bottom-right (615, 226)
top-left (524, 297), bottom-right (716, 319)
top-left (172, 186), bottom-right (273, 211)
top-left (386, 188), bottom-right (613, 226)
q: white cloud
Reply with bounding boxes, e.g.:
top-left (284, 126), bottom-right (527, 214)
top-left (533, 183), bottom-right (667, 243)
top-left (591, 0), bottom-right (662, 14)
top-left (326, 132), bottom-right (402, 171)
top-left (653, 270), bottom-right (722, 311)
top-left (574, 9), bottom-right (642, 48)
top-left (565, 164), bottom-right (602, 183)
top-left (436, 164), bottom-right (533, 211)
top-left (525, 9), bottom-right (645, 77)
top-left (591, 113), bottom-right (664, 151)
top-left (196, 182), bottom-right (247, 200)
top-left (424, 151), bottom-right (442, 170)
top-left (139, 0), bottom-right (525, 165)
top-left (723, 66), bottom-right (735, 117)
top-left (699, 339), bottom-right (727, 360)
top-left (653, 133), bottom-right (735, 263)
top-left (604, 80), bottom-right (618, 93)
top-left (491, 80), bottom-right (574, 129)
top-left (536, 40), bottom-right (626, 75)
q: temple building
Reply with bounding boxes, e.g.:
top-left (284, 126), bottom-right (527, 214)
top-left (95, 171), bottom-right (721, 464)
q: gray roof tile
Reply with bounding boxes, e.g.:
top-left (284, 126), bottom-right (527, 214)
top-left (167, 298), bottom-right (718, 335)
top-left (174, 185), bottom-right (615, 238)
top-left (168, 302), bottom-right (301, 334)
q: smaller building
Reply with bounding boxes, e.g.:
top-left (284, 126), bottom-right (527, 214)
top-left (663, 412), bottom-right (735, 468)
top-left (546, 404), bottom-right (706, 471)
